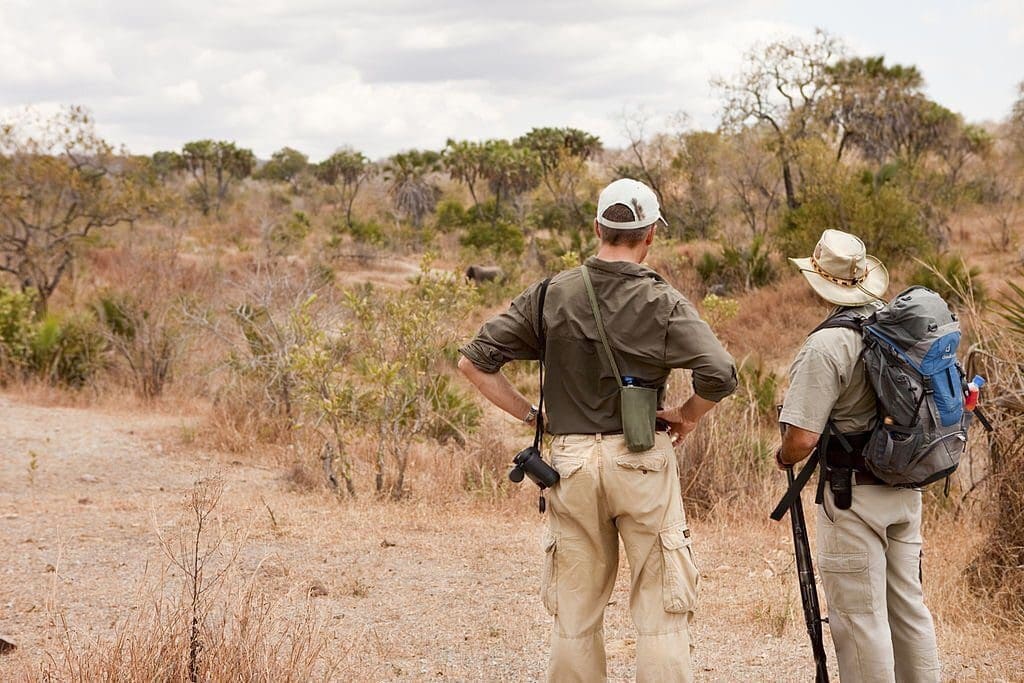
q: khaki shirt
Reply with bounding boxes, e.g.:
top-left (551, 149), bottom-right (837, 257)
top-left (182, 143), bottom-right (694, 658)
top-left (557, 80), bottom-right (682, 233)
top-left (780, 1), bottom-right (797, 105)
top-left (779, 303), bottom-right (881, 435)
top-left (459, 257), bottom-right (738, 434)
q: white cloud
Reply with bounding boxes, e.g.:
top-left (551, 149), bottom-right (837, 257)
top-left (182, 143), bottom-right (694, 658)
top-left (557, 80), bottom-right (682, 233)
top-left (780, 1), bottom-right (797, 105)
top-left (0, 0), bottom-right (1020, 159)
top-left (162, 80), bottom-right (203, 106)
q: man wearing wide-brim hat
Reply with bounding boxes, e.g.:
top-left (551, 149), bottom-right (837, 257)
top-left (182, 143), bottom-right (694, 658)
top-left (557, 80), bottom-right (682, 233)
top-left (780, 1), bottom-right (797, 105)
top-left (777, 229), bottom-right (941, 682)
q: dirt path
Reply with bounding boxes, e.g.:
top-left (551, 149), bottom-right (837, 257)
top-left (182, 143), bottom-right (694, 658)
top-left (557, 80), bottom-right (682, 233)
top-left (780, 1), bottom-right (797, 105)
top-left (0, 396), bottom-right (1020, 681)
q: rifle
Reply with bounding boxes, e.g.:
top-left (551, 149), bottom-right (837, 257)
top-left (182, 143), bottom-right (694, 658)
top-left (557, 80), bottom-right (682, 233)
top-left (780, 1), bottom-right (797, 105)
top-left (771, 413), bottom-right (830, 682)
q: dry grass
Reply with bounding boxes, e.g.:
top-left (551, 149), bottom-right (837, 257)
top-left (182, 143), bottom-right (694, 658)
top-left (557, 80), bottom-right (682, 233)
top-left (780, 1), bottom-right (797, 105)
top-left (1, 395), bottom-right (1022, 681)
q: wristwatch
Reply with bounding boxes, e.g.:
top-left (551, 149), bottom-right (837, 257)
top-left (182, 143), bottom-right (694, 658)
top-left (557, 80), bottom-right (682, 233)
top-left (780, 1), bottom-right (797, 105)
top-left (523, 405), bottom-right (539, 424)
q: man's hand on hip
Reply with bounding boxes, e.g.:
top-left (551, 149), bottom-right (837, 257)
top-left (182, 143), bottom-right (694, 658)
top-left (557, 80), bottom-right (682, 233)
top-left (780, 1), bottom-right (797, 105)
top-left (657, 394), bottom-right (718, 446)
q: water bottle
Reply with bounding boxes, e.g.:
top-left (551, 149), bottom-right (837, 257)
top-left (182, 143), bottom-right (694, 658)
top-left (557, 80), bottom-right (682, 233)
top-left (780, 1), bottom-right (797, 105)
top-left (965, 375), bottom-right (985, 412)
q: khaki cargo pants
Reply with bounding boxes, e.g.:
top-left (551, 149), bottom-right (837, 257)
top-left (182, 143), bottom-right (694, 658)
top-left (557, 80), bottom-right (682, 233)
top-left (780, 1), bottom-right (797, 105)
top-left (818, 485), bottom-right (940, 683)
top-left (542, 432), bottom-right (698, 683)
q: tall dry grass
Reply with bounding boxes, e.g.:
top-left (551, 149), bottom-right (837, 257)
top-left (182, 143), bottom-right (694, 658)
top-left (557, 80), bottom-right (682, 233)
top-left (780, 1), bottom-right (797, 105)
top-left (18, 477), bottom-right (335, 682)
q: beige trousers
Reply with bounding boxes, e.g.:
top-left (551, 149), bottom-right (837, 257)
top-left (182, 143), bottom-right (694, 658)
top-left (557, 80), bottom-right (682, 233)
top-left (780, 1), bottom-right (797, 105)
top-left (542, 432), bottom-right (698, 683)
top-left (817, 485), bottom-right (940, 683)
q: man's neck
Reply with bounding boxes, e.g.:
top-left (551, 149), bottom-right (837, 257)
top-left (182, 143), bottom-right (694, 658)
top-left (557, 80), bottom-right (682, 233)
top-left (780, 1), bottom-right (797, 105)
top-left (595, 244), bottom-right (645, 264)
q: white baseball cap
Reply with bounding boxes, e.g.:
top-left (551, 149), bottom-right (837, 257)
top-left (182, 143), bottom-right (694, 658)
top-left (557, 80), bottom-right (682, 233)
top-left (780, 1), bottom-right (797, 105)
top-left (595, 178), bottom-right (667, 230)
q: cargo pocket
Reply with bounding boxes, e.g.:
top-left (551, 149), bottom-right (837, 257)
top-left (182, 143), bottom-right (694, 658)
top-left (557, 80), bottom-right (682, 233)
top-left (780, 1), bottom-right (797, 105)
top-left (614, 451), bottom-right (667, 473)
top-left (818, 551), bottom-right (874, 614)
top-left (659, 522), bottom-right (700, 614)
top-left (541, 531), bottom-right (558, 616)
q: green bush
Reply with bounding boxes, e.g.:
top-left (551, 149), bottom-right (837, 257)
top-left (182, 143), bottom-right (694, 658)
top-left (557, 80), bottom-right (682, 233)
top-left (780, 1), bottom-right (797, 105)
top-left (778, 147), bottom-right (930, 264)
top-left (737, 355), bottom-right (781, 423)
top-left (434, 199), bottom-right (471, 233)
top-left (460, 219), bottom-right (525, 255)
top-left (696, 234), bottom-right (776, 291)
top-left (266, 211), bottom-right (312, 253)
top-left (348, 219), bottom-right (387, 246)
top-left (912, 254), bottom-right (985, 306)
top-left (32, 313), bottom-right (106, 387)
top-left (0, 288), bottom-right (38, 374)
top-left (0, 287), bottom-right (105, 386)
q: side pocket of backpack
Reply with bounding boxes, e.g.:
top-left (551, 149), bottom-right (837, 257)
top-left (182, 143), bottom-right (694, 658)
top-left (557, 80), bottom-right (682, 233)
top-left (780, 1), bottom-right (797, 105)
top-left (865, 423), bottom-right (922, 483)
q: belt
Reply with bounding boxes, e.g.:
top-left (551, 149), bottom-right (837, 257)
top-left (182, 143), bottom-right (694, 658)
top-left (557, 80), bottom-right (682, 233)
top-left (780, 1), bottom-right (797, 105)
top-left (599, 427), bottom-right (671, 436)
top-left (826, 467), bottom-right (886, 486)
top-left (853, 470), bottom-right (885, 486)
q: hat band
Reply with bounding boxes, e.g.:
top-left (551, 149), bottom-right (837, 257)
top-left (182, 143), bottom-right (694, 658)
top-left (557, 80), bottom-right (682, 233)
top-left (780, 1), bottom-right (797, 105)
top-left (810, 256), bottom-right (868, 287)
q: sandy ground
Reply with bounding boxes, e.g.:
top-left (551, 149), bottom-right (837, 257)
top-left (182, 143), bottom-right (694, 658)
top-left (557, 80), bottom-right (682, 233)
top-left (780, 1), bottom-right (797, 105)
top-left (1, 394), bottom-right (1021, 681)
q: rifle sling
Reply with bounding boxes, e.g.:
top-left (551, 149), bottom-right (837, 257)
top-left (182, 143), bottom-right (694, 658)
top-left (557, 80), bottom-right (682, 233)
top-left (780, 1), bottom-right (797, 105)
top-left (770, 450), bottom-right (821, 521)
top-left (534, 277), bottom-right (551, 449)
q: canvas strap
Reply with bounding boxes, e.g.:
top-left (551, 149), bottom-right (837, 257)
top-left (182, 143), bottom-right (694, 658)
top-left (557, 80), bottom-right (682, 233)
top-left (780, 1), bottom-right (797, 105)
top-left (580, 265), bottom-right (624, 389)
top-left (534, 277), bottom-right (551, 449)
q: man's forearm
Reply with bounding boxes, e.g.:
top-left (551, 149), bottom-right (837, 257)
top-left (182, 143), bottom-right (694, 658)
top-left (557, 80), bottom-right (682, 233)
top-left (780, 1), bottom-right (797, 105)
top-left (457, 356), bottom-right (533, 422)
top-left (661, 394), bottom-right (717, 428)
top-left (778, 424), bottom-right (820, 465)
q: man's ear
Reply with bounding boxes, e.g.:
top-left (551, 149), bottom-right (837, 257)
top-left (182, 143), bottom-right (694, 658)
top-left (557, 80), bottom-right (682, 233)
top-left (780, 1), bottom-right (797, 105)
top-left (594, 220), bottom-right (602, 240)
top-left (645, 226), bottom-right (656, 245)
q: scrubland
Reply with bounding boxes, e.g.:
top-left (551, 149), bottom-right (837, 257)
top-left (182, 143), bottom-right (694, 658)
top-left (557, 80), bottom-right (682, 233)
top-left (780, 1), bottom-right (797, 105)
top-left (3, 31), bottom-right (1024, 681)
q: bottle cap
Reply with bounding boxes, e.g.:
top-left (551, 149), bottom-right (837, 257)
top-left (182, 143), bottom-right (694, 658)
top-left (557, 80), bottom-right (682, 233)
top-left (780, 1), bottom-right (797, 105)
top-left (971, 375), bottom-right (986, 389)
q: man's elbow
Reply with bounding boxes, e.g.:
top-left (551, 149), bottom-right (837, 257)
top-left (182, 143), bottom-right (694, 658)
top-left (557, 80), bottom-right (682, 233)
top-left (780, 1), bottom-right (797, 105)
top-left (457, 354), bottom-right (474, 378)
top-left (781, 425), bottom-right (820, 464)
top-left (693, 360), bottom-right (739, 402)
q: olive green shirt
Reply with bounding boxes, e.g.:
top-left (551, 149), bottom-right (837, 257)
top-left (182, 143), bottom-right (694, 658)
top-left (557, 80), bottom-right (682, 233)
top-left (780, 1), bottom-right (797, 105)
top-left (779, 303), bottom-right (882, 435)
top-left (459, 257), bottom-right (738, 435)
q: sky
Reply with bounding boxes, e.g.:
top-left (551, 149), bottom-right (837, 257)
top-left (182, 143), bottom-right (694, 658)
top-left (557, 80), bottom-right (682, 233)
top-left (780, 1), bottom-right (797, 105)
top-left (1, 0), bottom-right (1021, 161)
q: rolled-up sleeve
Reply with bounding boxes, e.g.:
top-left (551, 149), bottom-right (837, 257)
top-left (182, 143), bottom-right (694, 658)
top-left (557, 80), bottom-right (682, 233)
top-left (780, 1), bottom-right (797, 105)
top-left (459, 281), bottom-right (543, 373)
top-left (663, 298), bottom-right (738, 402)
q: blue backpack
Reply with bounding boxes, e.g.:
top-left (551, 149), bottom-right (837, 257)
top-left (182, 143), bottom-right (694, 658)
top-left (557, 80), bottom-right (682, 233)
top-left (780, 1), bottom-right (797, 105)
top-left (822, 287), bottom-right (969, 487)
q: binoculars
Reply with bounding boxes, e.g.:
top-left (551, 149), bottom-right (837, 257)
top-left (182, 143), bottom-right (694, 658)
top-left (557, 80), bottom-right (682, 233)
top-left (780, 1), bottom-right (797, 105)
top-left (508, 446), bottom-right (560, 489)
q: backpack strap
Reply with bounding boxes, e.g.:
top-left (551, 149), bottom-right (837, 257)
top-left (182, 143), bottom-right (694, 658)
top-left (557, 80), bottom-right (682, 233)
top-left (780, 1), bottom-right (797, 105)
top-left (533, 277), bottom-right (551, 450)
top-left (810, 308), bottom-right (867, 337)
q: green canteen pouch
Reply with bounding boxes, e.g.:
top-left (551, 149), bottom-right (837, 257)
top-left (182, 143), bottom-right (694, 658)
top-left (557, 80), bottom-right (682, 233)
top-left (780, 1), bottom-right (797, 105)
top-left (620, 384), bottom-right (658, 452)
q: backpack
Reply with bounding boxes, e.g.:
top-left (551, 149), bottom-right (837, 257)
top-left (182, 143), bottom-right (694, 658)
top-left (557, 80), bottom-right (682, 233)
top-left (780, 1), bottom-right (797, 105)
top-left (817, 286), bottom-right (970, 487)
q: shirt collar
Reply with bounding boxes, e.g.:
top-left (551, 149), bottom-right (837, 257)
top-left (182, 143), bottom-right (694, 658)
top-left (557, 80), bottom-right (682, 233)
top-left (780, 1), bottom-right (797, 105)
top-left (583, 256), bottom-right (663, 281)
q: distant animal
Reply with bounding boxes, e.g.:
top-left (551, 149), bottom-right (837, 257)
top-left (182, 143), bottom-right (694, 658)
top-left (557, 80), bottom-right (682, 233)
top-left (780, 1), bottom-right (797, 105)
top-left (464, 265), bottom-right (505, 284)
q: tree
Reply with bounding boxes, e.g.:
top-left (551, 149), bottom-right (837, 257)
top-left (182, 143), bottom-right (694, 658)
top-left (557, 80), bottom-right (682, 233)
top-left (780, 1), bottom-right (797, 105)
top-left (671, 131), bottom-right (724, 238)
top-left (719, 126), bottom-right (783, 237)
top-left (315, 148), bottom-right (373, 228)
top-left (824, 56), bottom-right (964, 168)
top-left (1008, 80), bottom-right (1024, 158)
top-left (0, 106), bottom-right (150, 312)
top-left (442, 139), bottom-right (489, 215)
top-left (619, 110), bottom-right (686, 219)
top-left (515, 127), bottom-right (601, 222)
top-left (480, 140), bottom-right (540, 226)
top-left (257, 146), bottom-right (309, 189)
top-left (384, 149), bottom-right (442, 228)
top-left (290, 266), bottom-right (482, 498)
top-left (714, 29), bottom-right (841, 209)
top-left (150, 150), bottom-right (186, 181)
top-left (180, 139), bottom-right (255, 215)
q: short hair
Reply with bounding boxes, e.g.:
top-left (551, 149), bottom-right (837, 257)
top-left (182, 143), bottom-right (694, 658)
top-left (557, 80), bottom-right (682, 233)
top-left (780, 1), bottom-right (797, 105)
top-left (597, 203), bottom-right (654, 246)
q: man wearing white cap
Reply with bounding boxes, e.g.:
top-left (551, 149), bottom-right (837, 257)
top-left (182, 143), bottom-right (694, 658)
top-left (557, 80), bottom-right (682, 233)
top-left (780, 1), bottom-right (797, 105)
top-left (459, 178), bottom-right (737, 681)
top-left (777, 229), bottom-right (941, 682)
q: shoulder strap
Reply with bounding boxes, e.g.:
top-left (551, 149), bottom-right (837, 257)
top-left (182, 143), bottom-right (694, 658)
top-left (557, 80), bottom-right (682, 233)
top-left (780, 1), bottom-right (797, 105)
top-left (810, 309), bottom-right (865, 337)
top-left (534, 277), bottom-right (551, 449)
top-left (580, 265), bottom-right (624, 388)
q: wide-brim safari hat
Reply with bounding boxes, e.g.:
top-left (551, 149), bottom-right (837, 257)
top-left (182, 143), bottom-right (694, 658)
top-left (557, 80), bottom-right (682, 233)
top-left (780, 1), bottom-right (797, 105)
top-left (789, 229), bottom-right (889, 306)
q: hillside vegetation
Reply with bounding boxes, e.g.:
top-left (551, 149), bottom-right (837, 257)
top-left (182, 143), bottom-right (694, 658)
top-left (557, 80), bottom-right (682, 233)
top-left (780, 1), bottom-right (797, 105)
top-left (2, 30), bottom-right (1023, 680)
